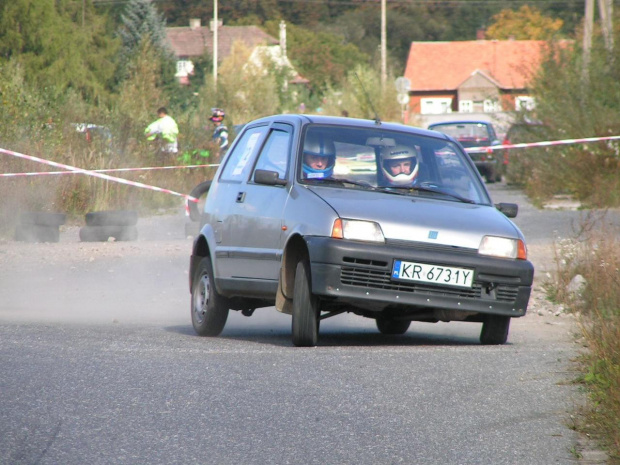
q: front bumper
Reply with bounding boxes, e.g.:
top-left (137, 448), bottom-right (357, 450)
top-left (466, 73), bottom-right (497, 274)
top-left (306, 237), bottom-right (534, 318)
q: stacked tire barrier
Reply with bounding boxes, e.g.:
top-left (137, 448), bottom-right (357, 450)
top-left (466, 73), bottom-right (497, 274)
top-left (79, 210), bottom-right (138, 242)
top-left (15, 212), bottom-right (66, 243)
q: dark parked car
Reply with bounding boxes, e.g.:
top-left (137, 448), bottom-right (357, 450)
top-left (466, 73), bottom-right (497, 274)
top-left (189, 114), bottom-right (534, 346)
top-left (428, 120), bottom-right (505, 183)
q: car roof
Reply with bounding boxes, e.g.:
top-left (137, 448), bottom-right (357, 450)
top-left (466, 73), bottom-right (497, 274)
top-left (428, 120), bottom-right (494, 127)
top-left (247, 114), bottom-right (448, 139)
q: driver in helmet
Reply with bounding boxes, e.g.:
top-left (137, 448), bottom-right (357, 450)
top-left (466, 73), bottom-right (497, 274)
top-left (380, 145), bottom-right (419, 186)
top-left (302, 132), bottom-right (336, 179)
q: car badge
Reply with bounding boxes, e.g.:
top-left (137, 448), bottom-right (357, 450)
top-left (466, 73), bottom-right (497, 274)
top-left (428, 230), bottom-right (438, 240)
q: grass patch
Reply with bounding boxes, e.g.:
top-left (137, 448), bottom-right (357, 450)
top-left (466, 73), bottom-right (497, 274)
top-left (547, 214), bottom-right (620, 460)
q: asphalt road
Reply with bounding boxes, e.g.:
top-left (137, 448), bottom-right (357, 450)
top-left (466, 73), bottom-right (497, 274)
top-left (0, 183), bottom-right (590, 465)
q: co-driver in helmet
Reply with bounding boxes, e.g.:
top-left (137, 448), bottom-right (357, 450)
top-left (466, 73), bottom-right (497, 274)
top-left (302, 132), bottom-right (336, 179)
top-left (380, 145), bottom-right (419, 186)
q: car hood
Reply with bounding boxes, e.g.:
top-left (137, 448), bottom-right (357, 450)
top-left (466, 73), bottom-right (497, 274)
top-left (307, 186), bottom-right (523, 250)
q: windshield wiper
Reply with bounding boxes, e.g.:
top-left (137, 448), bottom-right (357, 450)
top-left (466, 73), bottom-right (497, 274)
top-left (305, 178), bottom-right (377, 189)
top-left (375, 184), bottom-right (475, 204)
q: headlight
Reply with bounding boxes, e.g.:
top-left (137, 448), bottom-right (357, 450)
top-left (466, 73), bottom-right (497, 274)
top-left (478, 236), bottom-right (527, 259)
top-left (331, 219), bottom-right (385, 243)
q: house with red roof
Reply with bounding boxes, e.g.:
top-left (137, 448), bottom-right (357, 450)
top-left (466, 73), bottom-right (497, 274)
top-left (166, 19), bottom-right (307, 86)
top-left (403, 39), bottom-right (571, 118)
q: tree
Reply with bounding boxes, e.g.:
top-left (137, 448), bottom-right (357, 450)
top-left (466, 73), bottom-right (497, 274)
top-left (485, 5), bottom-right (564, 40)
top-left (0, 0), bottom-right (118, 102)
top-left (264, 22), bottom-right (368, 94)
top-left (116, 0), bottom-right (173, 81)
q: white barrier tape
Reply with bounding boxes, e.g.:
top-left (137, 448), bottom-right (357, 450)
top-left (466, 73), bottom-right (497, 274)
top-left (0, 163), bottom-right (220, 178)
top-left (0, 147), bottom-right (199, 203)
top-left (465, 134), bottom-right (620, 153)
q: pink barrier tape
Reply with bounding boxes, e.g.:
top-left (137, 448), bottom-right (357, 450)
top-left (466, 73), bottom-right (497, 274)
top-left (465, 134), bottom-right (620, 154)
top-left (0, 163), bottom-right (220, 178)
top-left (0, 147), bottom-right (199, 203)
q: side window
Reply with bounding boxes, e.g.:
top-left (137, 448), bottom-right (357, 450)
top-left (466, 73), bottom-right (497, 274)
top-left (220, 126), bottom-right (266, 182)
top-left (253, 129), bottom-right (291, 179)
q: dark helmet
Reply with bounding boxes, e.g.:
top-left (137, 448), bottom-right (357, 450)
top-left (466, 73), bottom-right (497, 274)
top-left (302, 132), bottom-right (336, 179)
top-left (210, 108), bottom-right (225, 123)
top-left (380, 145), bottom-right (419, 186)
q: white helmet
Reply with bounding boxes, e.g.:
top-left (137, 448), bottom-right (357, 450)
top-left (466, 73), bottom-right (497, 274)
top-left (380, 145), bottom-right (419, 186)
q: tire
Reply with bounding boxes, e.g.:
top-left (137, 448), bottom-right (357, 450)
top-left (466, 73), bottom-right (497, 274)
top-left (14, 224), bottom-right (60, 243)
top-left (292, 259), bottom-right (320, 347)
top-left (485, 167), bottom-right (496, 184)
top-left (191, 256), bottom-right (229, 336)
top-left (79, 225), bottom-right (138, 242)
top-left (376, 317), bottom-right (411, 335)
top-left (188, 181), bottom-right (212, 222)
top-left (20, 212), bottom-right (66, 227)
top-left (85, 210), bottom-right (138, 227)
top-left (480, 315), bottom-right (511, 345)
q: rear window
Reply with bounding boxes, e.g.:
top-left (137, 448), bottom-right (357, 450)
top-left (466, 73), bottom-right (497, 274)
top-left (430, 123), bottom-right (492, 146)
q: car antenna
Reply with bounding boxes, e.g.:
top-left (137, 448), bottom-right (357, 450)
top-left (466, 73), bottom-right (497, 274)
top-left (354, 72), bottom-right (381, 125)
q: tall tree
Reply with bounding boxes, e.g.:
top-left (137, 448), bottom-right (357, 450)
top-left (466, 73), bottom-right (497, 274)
top-left (486, 6), bottom-right (564, 40)
top-left (0, 0), bottom-right (118, 102)
top-left (116, 0), bottom-right (173, 81)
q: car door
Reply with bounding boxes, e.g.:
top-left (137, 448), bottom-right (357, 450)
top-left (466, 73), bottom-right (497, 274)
top-left (213, 124), bottom-right (269, 279)
top-left (224, 123), bottom-right (293, 281)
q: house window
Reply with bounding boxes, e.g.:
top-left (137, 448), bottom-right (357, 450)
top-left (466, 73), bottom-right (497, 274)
top-left (175, 60), bottom-right (195, 78)
top-left (459, 100), bottom-right (473, 113)
top-left (515, 96), bottom-right (536, 111)
top-left (483, 99), bottom-right (500, 113)
top-left (421, 98), bottom-right (452, 115)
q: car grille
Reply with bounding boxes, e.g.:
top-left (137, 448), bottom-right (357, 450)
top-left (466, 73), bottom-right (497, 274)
top-left (340, 266), bottom-right (518, 302)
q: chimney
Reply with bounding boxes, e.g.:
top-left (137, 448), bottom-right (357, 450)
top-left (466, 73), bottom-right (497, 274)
top-left (476, 28), bottom-right (486, 40)
top-left (189, 18), bottom-right (201, 29)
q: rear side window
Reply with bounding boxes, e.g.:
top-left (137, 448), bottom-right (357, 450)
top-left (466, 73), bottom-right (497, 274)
top-left (220, 126), bottom-right (266, 182)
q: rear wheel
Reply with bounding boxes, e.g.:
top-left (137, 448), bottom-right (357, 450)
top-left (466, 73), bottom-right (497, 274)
top-left (191, 256), bottom-right (229, 336)
top-left (292, 259), bottom-right (320, 347)
top-left (480, 315), bottom-right (511, 345)
top-left (376, 317), bottom-right (411, 335)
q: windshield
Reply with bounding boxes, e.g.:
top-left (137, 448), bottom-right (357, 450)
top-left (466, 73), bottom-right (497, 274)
top-left (298, 125), bottom-right (490, 205)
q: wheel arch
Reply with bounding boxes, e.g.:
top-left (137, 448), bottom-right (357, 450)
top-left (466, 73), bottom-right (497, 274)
top-left (189, 234), bottom-right (212, 294)
top-left (275, 234), bottom-right (309, 314)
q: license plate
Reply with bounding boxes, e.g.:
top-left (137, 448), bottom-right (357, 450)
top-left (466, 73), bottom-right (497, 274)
top-left (392, 260), bottom-right (474, 288)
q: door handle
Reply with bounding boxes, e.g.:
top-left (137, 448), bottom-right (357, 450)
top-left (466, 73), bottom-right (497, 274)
top-left (236, 192), bottom-right (246, 203)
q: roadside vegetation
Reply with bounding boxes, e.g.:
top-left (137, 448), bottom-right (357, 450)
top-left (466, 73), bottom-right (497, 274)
top-left (513, 17), bottom-right (620, 458)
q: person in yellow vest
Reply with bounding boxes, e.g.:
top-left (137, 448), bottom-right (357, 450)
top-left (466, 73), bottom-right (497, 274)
top-left (145, 107), bottom-right (179, 154)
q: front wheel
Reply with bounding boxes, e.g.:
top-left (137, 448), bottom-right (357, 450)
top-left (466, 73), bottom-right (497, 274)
top-left (191, 256), bottom-right (229, 336)
top-left (292, 260), bottom-right (320, 347)
top-left (480, 315), bottom-right (511, 345)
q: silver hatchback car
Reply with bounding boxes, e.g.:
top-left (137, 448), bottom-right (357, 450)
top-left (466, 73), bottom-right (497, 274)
top-left (189, 115), bottom-right (534, 346)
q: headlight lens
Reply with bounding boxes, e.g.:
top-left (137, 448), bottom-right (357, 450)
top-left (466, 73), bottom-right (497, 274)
top-left (332, 219), bottom-right (385, 243)
top-left (478, 236), bottom-right (527, 259)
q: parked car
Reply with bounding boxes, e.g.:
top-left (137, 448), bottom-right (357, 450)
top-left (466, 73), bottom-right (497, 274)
top-left (189, 114), bottom-right (534, 346)
top-left (428, 120), bottom-right (505, 183)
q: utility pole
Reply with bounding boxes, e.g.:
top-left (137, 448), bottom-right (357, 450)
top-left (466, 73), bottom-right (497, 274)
top-left (598, 0), bottom-right (613, 53)
top-left (213, 0), bottom-right (219, 86)
top-left (381, 0), bottom-right (386, 87)
top-left (582, 0), bottom-right (594, 79)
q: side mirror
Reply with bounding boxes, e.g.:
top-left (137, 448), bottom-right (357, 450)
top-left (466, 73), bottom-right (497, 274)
top-left (495, 202), bottom-right (518, 218)
top-left (254, 169), bottom-right (287, 186)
